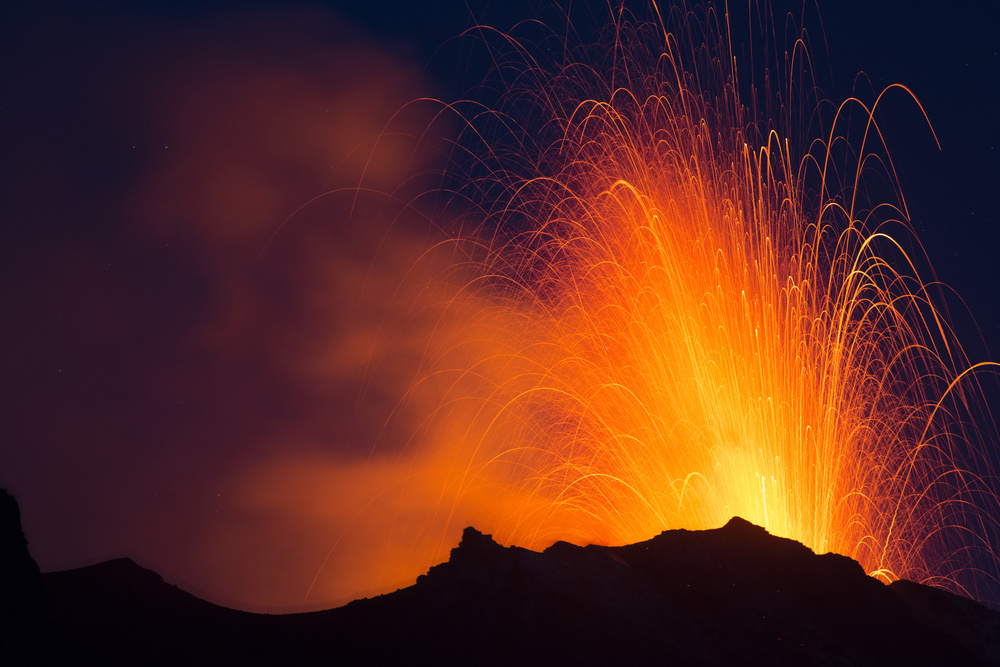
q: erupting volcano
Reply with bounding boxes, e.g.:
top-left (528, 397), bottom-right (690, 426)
top-left (331, 1), bottom-right (1000, 609)
top-left (2, 0), bottom-right (999, 618)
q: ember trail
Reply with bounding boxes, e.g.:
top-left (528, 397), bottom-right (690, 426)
top-left (355, 1), bottom-right (1000, 606)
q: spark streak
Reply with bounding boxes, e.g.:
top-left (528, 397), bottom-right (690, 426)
top-left (343, 1), bottom-right (1000, 606)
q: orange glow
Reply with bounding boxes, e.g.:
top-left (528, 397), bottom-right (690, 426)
top-left (308, 3), bottom-right (1000, 608)
top-left (189, 5), bottom-right (1000, 612)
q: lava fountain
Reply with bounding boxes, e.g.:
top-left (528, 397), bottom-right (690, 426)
top-left (331, 1), bottom-right (999, 606)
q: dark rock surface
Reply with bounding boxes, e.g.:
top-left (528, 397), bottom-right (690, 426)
top-left (6, 490), bottom-right (998, 666)
top-left (335, 519), bottom-right (997, 666)
top-left (0, 489), bottom-right (47, 665)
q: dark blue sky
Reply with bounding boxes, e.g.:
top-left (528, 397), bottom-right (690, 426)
top-left (4, 0), bottom-right (997, 347)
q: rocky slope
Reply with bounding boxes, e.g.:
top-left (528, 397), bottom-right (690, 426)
top-left (7, 496), bottom-right (999, 665)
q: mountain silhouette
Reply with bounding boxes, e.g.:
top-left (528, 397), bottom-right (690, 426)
top-left (3, 486), bottom-right (998, 665)
top-left (0, 489), bottom-right (47, 665)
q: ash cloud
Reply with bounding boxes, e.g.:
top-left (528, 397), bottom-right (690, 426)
top-left (0, 3), bottom-right (489, 611)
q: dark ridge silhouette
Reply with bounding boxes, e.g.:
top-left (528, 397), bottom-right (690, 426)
top-left (2, 484), bottom-right (996, 665)
top-left (0, 489), bottom-right (47, 665)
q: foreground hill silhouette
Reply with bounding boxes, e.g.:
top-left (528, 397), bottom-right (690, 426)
top-left (6, 489), bottom-right (998, 664)
top-left (0, 489), bottom-right (47, 665)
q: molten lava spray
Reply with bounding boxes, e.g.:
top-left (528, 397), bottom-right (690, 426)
top-left (316, 2), bottom-right (1000, 606)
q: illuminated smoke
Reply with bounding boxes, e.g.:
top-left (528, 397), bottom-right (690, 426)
top-left (27, 3), bottom-right (994, 613)
top-left (298, 3), bottom-right (1000, 609)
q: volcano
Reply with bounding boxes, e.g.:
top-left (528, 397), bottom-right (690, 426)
top-left (5, 488), bottom-right (997, 666)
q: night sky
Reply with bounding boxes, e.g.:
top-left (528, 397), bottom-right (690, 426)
top-left (2, 0), bottom-right (998, 612)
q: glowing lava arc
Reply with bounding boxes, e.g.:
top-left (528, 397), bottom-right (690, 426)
top-left (369, 2), bottom-right (1000, 605)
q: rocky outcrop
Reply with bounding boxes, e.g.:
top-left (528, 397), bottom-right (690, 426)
top-left (37, 516), bottom-right (1000, 665)
top-left (0, 489), bottom-right (47, 665)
